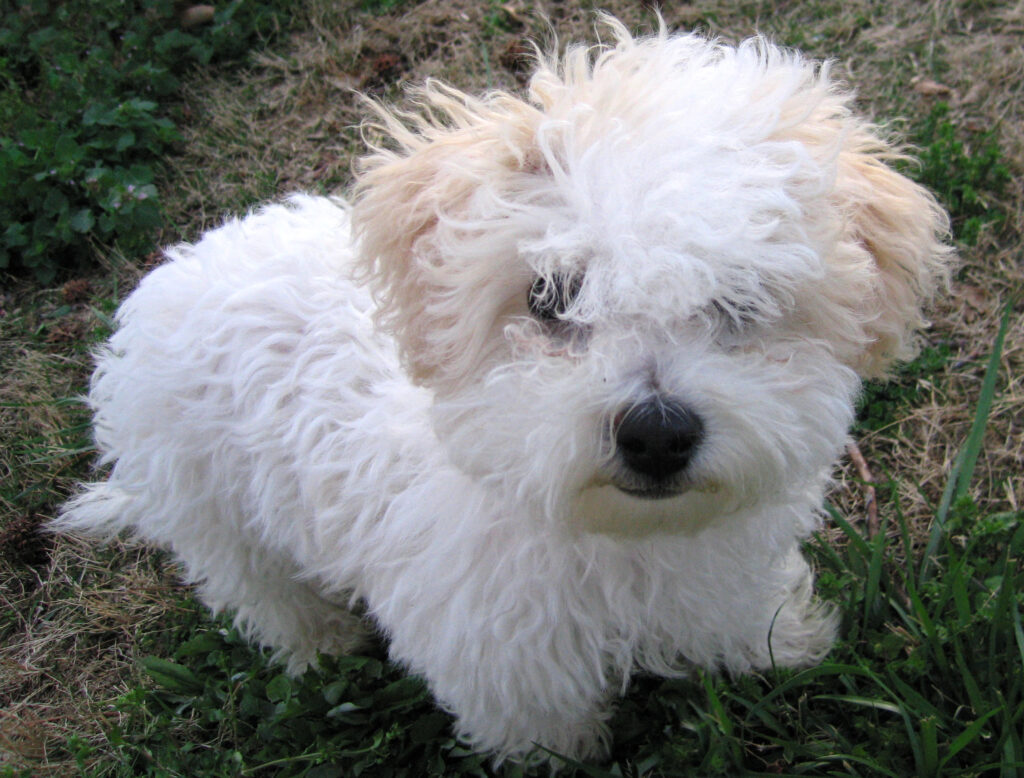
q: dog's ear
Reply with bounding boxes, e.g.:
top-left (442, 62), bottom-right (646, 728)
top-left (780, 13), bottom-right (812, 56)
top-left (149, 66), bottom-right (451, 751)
top-left (832, 129), bottom-right (954, 377)
top-left (351, 83), bottom-right (543, 385)
top-left (774, 76), bottom-right (953, 378)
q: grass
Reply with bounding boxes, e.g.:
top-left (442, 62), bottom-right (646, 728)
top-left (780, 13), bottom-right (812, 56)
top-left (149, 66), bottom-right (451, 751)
top-left (2, 0), bottom-right (1022, 775)
top-left (0, 0), bottom-right (297, 282)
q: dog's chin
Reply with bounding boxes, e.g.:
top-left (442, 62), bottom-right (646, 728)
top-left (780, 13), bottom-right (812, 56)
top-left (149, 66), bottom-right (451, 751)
top-left (570, 481), bottom-right (737, 537)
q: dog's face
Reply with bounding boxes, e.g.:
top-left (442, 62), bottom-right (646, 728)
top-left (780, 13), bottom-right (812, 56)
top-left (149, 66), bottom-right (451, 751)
top-left (352, 21), bottom-right (950, 535)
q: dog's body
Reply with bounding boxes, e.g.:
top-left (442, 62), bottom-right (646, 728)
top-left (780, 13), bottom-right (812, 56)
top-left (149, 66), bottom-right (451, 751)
top-left (58, 19), bottom-right (951, 762)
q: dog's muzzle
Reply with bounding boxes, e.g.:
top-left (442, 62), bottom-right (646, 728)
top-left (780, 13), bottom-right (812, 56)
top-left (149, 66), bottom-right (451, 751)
top-left (612, 397), bottom-right (704, 498)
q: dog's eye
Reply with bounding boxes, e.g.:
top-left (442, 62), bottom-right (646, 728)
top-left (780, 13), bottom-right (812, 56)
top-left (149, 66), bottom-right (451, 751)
top-left (528, 274), bottom-right (582, 321)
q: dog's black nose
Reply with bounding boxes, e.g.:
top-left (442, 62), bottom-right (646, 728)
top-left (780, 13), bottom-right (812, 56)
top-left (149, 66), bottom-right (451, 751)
top-left (614, 398), bottom-right (703, 481)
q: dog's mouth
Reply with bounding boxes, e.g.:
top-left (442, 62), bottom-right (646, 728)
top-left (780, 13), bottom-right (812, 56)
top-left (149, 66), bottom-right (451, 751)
top-left (615, 483), bottom-right (688, 500)
top-left (602, 446), bottom-right (703, 501)
top-left (606, 469), bottom-right (722, 502)
top-left (572, 479), bottom-right (728, 537)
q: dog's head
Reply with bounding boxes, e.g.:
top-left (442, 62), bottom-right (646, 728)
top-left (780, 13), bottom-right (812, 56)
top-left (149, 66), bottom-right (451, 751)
top-left (351, 17), bottom-right (951, 535)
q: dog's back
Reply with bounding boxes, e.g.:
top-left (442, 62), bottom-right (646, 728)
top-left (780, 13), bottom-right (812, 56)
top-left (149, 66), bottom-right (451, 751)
top-left (56, 195), bottom-right (425, 669)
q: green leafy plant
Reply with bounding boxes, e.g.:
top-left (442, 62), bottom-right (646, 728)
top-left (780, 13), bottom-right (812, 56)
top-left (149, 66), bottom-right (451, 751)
top-left (856, 342), bottom-right (953, 433)
top-left (908, 102), bottom-right (1010, 246)
top-left (111, 627), bottom-right (496, 777)
top-left (482, 0), bottom-right (518, 38)
top-left (0, 0), bottom-right (293, 283)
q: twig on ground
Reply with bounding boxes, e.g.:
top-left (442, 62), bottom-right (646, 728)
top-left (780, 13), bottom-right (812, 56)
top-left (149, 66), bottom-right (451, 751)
top-left (846, 440), bottom-right (880, 538)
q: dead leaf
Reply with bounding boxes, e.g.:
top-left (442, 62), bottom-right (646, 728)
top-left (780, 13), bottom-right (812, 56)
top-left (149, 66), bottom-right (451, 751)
top-left (960, 284), bottom-right (989, 312)
top-left (957, 84), bottom-right (985, 106)
top-left (180, 5), bottom-right (216, 29)
top-left (500, 3), bottom-right (528, 27)
top-left (674, 5), bottom-right (705, 25)
top-left (911, 77), bottom-right (952, 97)
top-left (61, 278), bottom-right (91, 304)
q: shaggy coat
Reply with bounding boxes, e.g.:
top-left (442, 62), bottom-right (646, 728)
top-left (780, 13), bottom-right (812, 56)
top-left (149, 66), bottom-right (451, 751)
top-left (59, 18), bottom-right (951, 763)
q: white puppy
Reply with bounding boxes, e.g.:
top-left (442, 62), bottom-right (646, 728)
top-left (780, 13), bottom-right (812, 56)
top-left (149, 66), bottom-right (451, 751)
top-left (59, 18), bottom-right (951, 763)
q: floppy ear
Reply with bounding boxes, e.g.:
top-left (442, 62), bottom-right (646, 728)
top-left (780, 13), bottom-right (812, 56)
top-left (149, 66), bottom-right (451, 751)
top-left (351, 83), bottom-right (543, 385)
top-left (774, 73), bottom-right (953, 378)
top-left (832, 128), bottom-right (954, 377)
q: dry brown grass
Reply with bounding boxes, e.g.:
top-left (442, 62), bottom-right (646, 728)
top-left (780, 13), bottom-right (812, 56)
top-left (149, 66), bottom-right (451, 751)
top-left (1, 538), bottom-right (191, 774)
top-left (1, 0), bottom-right (1021, 773)
top-left (0, 283), bottom-right (180, 773)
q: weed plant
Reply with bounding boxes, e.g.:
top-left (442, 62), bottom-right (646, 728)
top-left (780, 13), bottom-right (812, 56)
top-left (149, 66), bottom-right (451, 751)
top-left (0, 0), bottom-right (294, 282)
top-left (909, 103), bottom-right (1011, 247)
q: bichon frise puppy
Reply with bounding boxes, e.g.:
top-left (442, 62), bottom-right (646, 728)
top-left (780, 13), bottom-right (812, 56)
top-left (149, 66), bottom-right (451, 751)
top-left (58, 17), bottom-right (951, 763)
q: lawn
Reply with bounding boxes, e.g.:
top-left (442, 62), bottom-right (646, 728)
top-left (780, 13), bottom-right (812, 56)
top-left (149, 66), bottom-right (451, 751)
top-left (1, 1), bottom-right (1021, 775)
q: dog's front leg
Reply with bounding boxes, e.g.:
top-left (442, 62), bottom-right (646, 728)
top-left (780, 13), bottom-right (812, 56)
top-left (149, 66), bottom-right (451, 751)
top-left (384, 599), bottom-right (615, 764)
top-left (358, 503), bottom-right (617, 764)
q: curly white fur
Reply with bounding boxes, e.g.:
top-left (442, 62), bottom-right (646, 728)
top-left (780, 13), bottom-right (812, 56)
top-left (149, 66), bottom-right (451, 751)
top-left (57, 17), bottom-right (951, 764)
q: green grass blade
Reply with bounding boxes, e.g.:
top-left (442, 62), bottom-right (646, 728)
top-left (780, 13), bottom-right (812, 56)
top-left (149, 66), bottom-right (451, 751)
top-left (953, 303), bottom-right (1012, 503)
top-left (1002, 726), bottom-right (1024, 778)
top-left (921, 303), bottom-right (1011, 585)
top-left (903, 580), bottom-right (952, 675)
top-left (950, 558), bottom-right (973, 626)
top-left (537, 747), bottom-right (619, 777)
top-left (812, 694), bottom-right (902, 715)
top-left (951, 633), bottom-right (986, 713)
top-left (89, 304), bottom-right (117, 331)
top-left (988, 545), bottom-right (1020, 679)
top-left (744, 662), bottom-right (878, 717)
top-left (1014, 592), bottom-right (1024, 671)
top-left (826, 503), bottom-right (873, 558)
top-left (810, 528), bottom-right (847, 574)
top-left (887, 673), bottom-right (943, 720)
top-left (921, 715), bottom-right (940, 776)
top-left (863, 512), bottom-right (889, 630)
top-left (724, 692), bottom-right (788, 737)
top-left (940, 708), bottom-right (1003, 769)
top-left (815, 752), bottom-right (904, 778)
top-left (702, 672), bottom-right (734, 739)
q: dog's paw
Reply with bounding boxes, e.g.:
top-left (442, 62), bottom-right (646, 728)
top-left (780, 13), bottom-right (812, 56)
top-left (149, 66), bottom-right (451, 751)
top-left (766, 596), bottom-right (839, 668)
